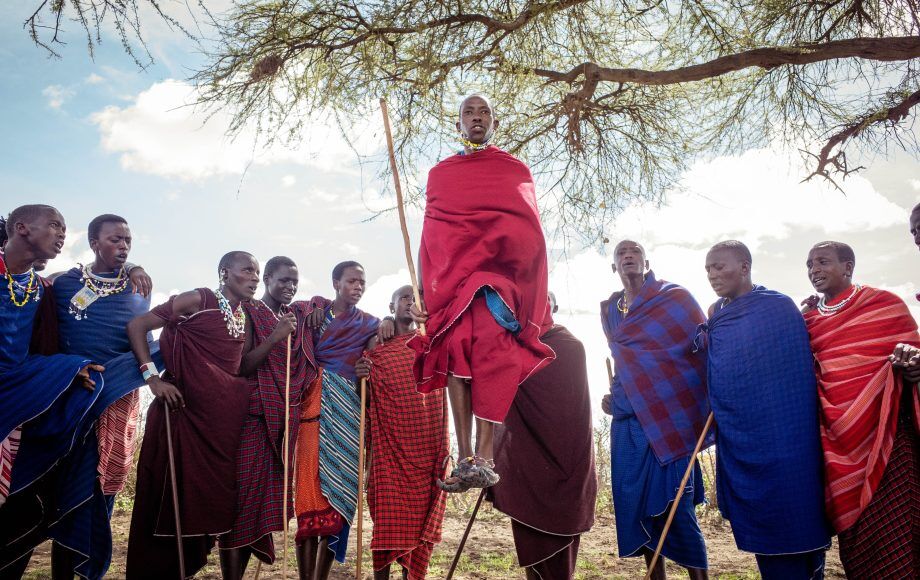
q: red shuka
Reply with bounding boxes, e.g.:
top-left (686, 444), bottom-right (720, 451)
top-left (408, 146), bottom-right (555, 420)
top-left (804, 286), bottom-right (920, 532)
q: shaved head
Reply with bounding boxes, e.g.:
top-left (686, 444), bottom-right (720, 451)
top-left (707, 240), bottom-right (752, 266)
top-left (7, 205), bottom-right (60, 238)
top-left (458, 93), bottom-right (494, 119)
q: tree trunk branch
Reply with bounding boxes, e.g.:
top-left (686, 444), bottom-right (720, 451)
top-left (533, 36), bottom-right (920, 85)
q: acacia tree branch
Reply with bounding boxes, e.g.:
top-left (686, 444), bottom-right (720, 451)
top-left (804, 87), bottom-right (920, 186)
top-left (532, 36), bottom-right (920, 85)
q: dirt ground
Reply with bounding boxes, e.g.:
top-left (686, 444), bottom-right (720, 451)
top-left (21, 502), bottom-right (843, 579)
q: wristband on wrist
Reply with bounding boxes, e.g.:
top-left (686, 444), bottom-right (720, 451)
top-left (140, 361), bottom-right (159, 382)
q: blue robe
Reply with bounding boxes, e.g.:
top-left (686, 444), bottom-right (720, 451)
top-left (0, 267), bottom-right (102, 577)
top-left (606, 301), bottom-right (708, 569)
top-left (698, 286), bottom-right (830, 578)
top-left (3, 268), bottom-right (160, 580)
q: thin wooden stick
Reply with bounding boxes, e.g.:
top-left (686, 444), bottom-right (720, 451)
top-left (355, 377), bottom-right (369, 580)
top-left (163, 406), bottom-right (186, 580)
top-left (446, 488), bottom-right (487, 580)
top-left (253, 560), bottom-right (262, 579)
top-left (644, 412), bottom-right (714, 580)
top-left (379, 98), bottom-right (425, 336)
top-left (606, 358), bottom-right (614, 384)
top-left (281, 334), bottom-right (292, 580)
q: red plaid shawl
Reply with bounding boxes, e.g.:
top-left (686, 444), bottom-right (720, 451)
top-left (367, 334), bottom-right (448, 577)
top-left (222, 300), bottom-right (317, 558)
top-left (804, 286), bottom-right (920, 532)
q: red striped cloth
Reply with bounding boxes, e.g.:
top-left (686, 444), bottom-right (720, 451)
top-left (367, 334), bottom-right (449, 579)
top-left (0, 427), bottom-right (21, 507)
top-left (96, 390), bottom-right (141, 495)
top-left (804, 285), bottom-right (920, 532)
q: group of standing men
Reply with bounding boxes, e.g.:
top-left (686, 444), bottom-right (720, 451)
top-left (602, 232), bottom-right (920, 579)
top-left (0, 91), bottom-right (916, 580)
top-left (0, 93), bottom-right (597, 580)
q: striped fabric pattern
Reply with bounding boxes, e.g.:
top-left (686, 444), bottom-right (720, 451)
top-left (318, 369), bottom-right (361, 526)
top-left (96, 390), bottom-right (140, 495)
top-left (804, 286), bottom-right (920, 532)
top-left (0, 427), bottom-right (21, 507)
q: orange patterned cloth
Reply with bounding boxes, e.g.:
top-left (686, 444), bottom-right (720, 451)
top-left (294, 371), bottom-right (344, 539)
top-left (96, 390), bottom-right (141, 495)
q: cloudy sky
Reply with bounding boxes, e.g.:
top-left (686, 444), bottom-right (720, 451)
top-left (2, 5), bottom-right (919, 418)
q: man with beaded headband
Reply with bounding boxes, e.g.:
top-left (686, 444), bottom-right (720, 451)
top-left (802, 241), bottom-right (920, 577)
top-left (0, 205), bottom-right (104, 577)
top-left (409, 94), bottom-right (555, 492)
top-left (125, 251), bottom-right (259, 579)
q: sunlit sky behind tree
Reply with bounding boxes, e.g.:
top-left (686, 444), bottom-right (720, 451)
top-left (2, 3), bottom-right (920, 419)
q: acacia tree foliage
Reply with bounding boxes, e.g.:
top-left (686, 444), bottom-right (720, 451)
top-left (189, 0), bottom-right (920, 241)
top-left (26, 1), bottom-right (920, 241)
top-left (23, 0), bottom-right (207, 66)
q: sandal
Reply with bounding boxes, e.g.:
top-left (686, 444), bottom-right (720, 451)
top-left (437, 456), bottom-right (500, 493)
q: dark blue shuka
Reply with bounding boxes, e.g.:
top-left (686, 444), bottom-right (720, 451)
top-left (3, 268), bottom-right (159, 580)
top-left (698, 286), bottom-right (831, 571)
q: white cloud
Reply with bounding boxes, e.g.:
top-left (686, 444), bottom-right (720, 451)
top-left (911, 178), bottom-right (920, 191)
top-left (362, 268), bottom-right (411, 316)
top-left (85, 73), bottom-right (105, 85)
top-left (42, 85), bottom-right (75, 109)
top-left (281, 175), bottom-right (297, 188)
top-left (91, 79), bottom-right (382, 181)
top-left (609, 148), bottom-right (904, 253)
top-left (300, 188), bottom-right (339, 204)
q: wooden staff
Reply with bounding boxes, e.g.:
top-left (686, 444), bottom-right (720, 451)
top-left (355, 377), bottom-right (369, 580)
top-left (163, 406), bottom-right (186, 580)
top-left (606, 358), bottom-right (614, 384)
top-left (445, 488), bottom-right (488, 580)
top-left (281, 334), bottom-right (293, 580)
top-left (644, 412), bottom-right (714, 580)
top-left (379, 98), bottom-right (425, 336)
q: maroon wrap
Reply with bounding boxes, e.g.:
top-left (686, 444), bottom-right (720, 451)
top-left (490, 326), bottom-right (596, 573)
top-left (408, 146), bottom-right (555, 420)
top-left (221, 300), bottom-right (318, 561)
top-left (127, 289), bottom-right (250, 579)
top-left (29, 277), bottom-right (58, 356)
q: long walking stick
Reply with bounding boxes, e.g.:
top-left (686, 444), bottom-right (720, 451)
top-left (163, 407), bottom-right (186, 579)
top-left (644, 412), bottom-right (714, 580)
top-left (355, 377), bottom-right (369, 580)
top-left (281, 334), bottom-right (293, 580)
top-left (379, 98), bottom-right (425, 337)
top-left (445, 488), bottom-right (487, 580)
top-left (606, 358), bottom-right (614, 384)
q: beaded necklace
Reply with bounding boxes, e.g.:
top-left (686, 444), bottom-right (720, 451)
top-left (6, 267), bottom-right (39, 307)
top-left (81, 264), bottom-right (128, 296)
top-left (459, 136), bottom-right (490, 152)
top-left (817, 284), bottom-right (861, 317)
top-left (215, 288), bottom-right (246, 338)
top-left (616, 294), bottom-right (629, 315)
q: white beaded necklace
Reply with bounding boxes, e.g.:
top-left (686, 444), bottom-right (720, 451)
top-left (817, 284), bottom-right (861, 317)
top-left (215, 288), bottom-right (246, 338)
